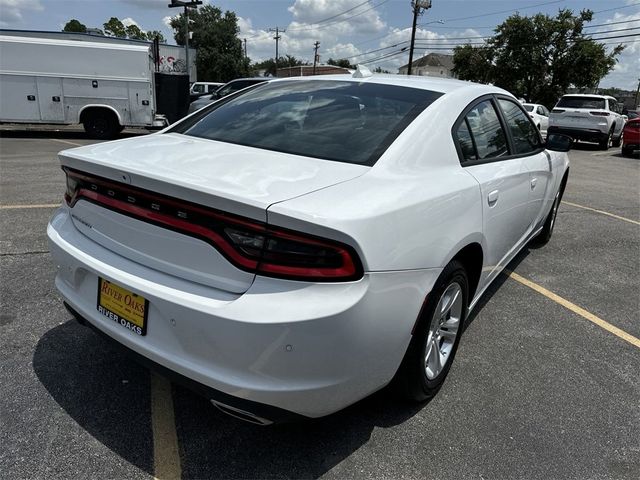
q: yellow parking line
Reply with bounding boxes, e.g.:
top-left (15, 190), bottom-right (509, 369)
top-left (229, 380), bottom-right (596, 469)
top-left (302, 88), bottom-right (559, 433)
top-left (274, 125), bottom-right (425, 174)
top-left (507, 271), bottom-right (640, 349)
top-left (50, 138), bottom-right (84, 147)
top-left (150, 372), bottom-right (181, 480)
top-left (0, 203), bottom-right (60, 210)
top-left (563, 201), bottom-right (640, 226)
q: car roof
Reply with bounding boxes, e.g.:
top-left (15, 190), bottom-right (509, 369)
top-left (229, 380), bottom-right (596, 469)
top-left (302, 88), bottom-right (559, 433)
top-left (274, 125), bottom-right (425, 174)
top-left (269, 74), bottom-right (496, 95)
top-left (561, 93), bottom-right (616, 101)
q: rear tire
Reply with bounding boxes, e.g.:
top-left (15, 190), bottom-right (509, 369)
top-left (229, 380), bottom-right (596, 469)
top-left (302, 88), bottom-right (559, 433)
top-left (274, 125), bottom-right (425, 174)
top-left (621, 145), bottom-right (634, 157)
top-left (83, 110), bottom-right (120, 140)
top-left (393, 260), bottom-right (468, 402)
top-left (612, 133), bottom-right (622, 148)
top-left (598, 128), bottom-right (613, 150)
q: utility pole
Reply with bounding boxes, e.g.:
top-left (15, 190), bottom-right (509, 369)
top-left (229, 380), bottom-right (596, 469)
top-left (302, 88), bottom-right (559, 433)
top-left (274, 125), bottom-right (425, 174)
top-left (635, 77), bottom-right (640, 109)
top-left (243, 38), bottom-right (247, 60)
top-left (313, 41), bottom-right (320, 75)
top-left (269, 27), bottom-right (284, 76)
top-left (168, 0), bottom-right (202, 81)
top-left (407, 0), bottom-right (432, 75)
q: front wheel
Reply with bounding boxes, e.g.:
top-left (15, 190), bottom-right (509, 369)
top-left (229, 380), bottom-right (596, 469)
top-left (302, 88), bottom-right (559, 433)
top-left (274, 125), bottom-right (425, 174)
top-left (393, 261), bottom-right (468, 402)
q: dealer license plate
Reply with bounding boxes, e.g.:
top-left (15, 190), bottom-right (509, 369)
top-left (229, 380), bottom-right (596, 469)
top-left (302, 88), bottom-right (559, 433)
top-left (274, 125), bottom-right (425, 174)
top-left (97, 278), bottom-right (148, 336)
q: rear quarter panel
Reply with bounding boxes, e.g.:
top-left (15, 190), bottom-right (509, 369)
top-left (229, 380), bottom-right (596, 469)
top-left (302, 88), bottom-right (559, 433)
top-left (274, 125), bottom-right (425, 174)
top-left (268, 86), bottom-right (491, 272)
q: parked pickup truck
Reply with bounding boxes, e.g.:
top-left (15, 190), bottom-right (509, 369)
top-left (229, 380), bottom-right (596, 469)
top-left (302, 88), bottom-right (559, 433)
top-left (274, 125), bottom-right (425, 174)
top-left (548, 94), bottom-right (624, 150)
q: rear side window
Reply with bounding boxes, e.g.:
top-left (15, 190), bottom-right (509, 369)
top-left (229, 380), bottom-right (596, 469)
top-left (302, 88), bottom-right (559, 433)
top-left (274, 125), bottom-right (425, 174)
top-left (455, 120), bottom-right (477, 161)
top-left (497, 99), bottom-right (542, 155)
top-left (464, 100), bottom-right (508, 159)
top-left (556, 96), bottom-right (606, 109)
top-left (175, 80), bottom-right (442, 165)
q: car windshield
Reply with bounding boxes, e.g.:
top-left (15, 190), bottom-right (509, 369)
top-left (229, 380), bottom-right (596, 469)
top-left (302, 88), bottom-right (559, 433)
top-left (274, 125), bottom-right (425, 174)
top-left (523, 105), bottom-right (534, 112)
top-left (627, 111), bottom-right (639, 119)
top-left (556, 96), bottom-right (606, 109)
top-left (173, 80), bottom-right (442, 165)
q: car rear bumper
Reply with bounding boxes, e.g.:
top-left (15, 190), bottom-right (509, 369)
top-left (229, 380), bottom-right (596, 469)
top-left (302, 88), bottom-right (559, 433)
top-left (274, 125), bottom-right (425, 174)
top-left (48, 206), bottom-right (441, 420)
top-left (548, 126), bottom-right (608, 143)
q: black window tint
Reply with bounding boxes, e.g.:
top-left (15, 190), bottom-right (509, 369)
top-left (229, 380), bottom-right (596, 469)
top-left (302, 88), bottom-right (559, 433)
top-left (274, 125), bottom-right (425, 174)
top-left (465, 100), bottom-right (508, 159)
top-left (175, 80), bottom-right (442, 165)
top-left (498, 99), bottom-right (542, 155)
top-left (456, 119), bottom-right (476, 161)
top-left (556, 96), bottom-right (605, 109)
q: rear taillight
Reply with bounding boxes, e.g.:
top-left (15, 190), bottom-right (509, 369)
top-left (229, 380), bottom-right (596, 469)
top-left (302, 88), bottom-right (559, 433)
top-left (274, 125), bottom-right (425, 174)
top-left (552, 109), bottom-right (565, 113)
top-left (63, 168), bottom-right (363, 282)
top-left (624, 121), bottom-right (640, 131)
top-left (590, 111), bottom-right (610, 116)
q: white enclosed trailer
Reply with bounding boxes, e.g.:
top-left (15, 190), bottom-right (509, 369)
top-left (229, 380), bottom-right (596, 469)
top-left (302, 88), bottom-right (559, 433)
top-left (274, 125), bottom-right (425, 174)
top-left (0, 35), bottom-right (167, 138)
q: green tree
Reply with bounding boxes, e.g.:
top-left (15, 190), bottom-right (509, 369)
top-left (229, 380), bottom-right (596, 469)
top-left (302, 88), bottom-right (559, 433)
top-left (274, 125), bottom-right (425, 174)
top-left (62, 19), bottom-right (87, 33)
top-left (374, 66), bottom-right (391, 73)
top-left (125, 24), bottom-right (147, 40)
top-left (327, 58), bottom-right (356, 69)
top-left (103, 17), bottom-right (127, 38)
top-left (452, 9), bottom-right (624, 107)
top-left (146, 30), bottom-right (166, 43)
top-left (251, 56), bottom-right (306, 76)
top-left (169, 5), bottom-right (249, 82)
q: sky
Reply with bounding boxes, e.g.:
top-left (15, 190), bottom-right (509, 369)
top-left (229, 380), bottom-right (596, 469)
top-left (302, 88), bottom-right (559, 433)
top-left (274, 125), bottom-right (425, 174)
top-left (1, 0), bottom-right (638, 89)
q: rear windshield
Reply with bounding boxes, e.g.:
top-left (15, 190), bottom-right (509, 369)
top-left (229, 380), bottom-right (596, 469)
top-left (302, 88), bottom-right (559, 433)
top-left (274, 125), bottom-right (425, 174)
top-left (523, 105), bottom-right (534, 112)
top-left (556, 96), bottom-right (606, 110)
top-left (173, 80), bottom-right (442, 166)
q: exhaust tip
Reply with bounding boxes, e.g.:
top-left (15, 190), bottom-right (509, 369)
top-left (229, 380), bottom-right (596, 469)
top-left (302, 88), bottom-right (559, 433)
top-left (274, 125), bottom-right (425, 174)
top-left (211, 399), bottom-right (273, 426)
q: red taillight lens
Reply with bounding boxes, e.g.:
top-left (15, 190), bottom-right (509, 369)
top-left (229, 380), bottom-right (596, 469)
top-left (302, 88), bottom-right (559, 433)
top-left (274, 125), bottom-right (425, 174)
top-left (624, 120), bottom-right (640, 131)
top-left (552, 109), bottom-right (565, 113)
top-left (63, 168), bottom-right (363, 282)
top-left (590, 111), bottom-right (610, 116)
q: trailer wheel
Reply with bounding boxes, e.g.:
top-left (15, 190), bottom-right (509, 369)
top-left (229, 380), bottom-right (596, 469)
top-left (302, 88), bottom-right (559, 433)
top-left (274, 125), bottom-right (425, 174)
top-left (82, 109), bottom-right (120, 140)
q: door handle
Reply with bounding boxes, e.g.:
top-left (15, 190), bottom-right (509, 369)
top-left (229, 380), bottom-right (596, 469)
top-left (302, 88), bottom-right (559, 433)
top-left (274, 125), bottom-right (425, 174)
top-left (531, 178), bottom-right (538, 190)
top-left (27, 95), bottom-right (36, 101)
top-left (487, 190), bottom-right (499, 206)
top-left (52, 96), bottom-right (60, 102)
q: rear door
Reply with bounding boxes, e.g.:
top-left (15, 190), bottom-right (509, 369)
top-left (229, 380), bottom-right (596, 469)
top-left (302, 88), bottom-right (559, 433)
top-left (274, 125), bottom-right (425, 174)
top-left (454, 97), bottom-right (531, 283)
top-left (495, 97), bottom-right (552, 230)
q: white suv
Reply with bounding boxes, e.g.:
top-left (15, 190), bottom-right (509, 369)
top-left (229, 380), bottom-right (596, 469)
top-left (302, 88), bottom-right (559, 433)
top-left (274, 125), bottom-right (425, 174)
top-left (548, 94), bottom-right (624, 149)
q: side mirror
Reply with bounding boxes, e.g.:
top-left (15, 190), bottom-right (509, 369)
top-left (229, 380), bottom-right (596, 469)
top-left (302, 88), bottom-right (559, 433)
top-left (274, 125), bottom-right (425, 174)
top-left (546, 133), bottom-right (572, 152)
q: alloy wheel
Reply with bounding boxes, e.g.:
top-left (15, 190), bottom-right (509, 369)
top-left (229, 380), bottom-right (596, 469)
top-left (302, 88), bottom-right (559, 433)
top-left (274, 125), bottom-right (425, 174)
top-left (425, 282), bottom-right (463, 380)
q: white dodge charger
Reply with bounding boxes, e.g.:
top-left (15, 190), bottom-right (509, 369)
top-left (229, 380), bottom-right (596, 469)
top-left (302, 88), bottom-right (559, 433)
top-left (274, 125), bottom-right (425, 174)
top-left (47, 71), bottom-right (571, 424)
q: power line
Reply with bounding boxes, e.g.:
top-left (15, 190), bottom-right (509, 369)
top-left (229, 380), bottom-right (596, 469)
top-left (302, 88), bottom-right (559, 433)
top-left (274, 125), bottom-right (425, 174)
top-left (417, 0), bottom-right (564, 26)
top-left (287, 0), bottom-right (391, 32)
top-left (584, 18), bottom-right (640, 29)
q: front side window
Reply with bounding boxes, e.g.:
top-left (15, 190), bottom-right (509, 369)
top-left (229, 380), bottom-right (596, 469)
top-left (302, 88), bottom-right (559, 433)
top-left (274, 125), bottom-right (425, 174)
top-left (193, 84), bottom-right (204, 93)
top-left (174, 80), bottom-right (442, 165)
top-left (498, 99), bottom-right (542, 155)
top-left (464, 100), bottom-right (508, 159)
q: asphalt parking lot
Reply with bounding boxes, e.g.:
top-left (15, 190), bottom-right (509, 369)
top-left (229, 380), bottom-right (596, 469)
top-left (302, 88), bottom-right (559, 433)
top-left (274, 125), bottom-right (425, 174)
top-left (1, 127), bottom-right (638, 480)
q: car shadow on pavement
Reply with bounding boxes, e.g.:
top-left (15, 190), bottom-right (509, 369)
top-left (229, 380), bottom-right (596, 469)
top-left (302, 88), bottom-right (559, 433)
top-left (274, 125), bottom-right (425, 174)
top-left (33, 318), bottom-right (427, 478)
top-left (32, 320), bottom-right (155, 475)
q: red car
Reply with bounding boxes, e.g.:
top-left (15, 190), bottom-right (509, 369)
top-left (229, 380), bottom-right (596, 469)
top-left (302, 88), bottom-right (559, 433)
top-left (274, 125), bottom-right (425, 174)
top-left (622, 114), bottom-right (639, 157)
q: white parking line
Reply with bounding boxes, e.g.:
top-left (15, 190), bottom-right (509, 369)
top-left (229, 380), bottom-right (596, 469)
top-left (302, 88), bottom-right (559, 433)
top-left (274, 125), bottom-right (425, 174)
top-left (50, 139), bottom-right (84, 147)
top-left (0, 203), bottom-right (60, 210)
top-left (562, 201), bottom-right (639, 226)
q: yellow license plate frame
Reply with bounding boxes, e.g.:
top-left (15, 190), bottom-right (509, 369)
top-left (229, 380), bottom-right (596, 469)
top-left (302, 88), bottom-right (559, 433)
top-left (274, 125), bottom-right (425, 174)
top-left (97, 278), bottom-right (148, 336)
